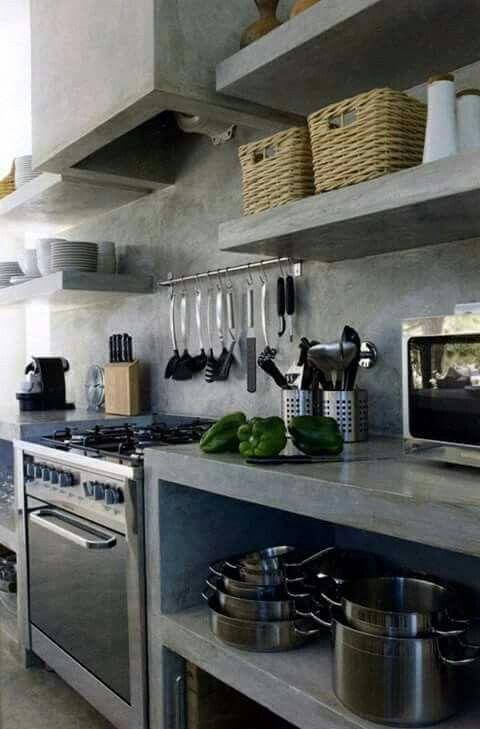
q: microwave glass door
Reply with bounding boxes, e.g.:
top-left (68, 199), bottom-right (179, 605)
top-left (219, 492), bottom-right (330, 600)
top-left (408, 335), bottom-right (480, 444)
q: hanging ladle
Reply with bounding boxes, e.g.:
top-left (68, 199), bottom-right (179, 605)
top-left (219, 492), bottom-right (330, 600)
top-left (164, 285), bottom-right (181, 379)
top-left (188, 281), bottom-right (207, 373)
top-left (173, 287), bottom-right (194, 380)
top-left (205, 280), bottom-right (219, 383)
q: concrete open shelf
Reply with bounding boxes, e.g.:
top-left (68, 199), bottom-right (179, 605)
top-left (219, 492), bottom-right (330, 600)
top-left (160, 606), bottom-right (480, 729)
top-left (0, 271), bottom-right (153, 310)
top-left (219, 152), bottom-right (480, 263)
top-left (217, 0), bottom-right (480, 116)
top-left (0, 172), bottom-right (160, 236)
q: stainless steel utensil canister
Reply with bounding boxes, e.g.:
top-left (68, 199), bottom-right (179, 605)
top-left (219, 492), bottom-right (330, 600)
top-left (320, 389), bottom-right (368, 443)
top-left (282, 389), bottom-right (320, 428)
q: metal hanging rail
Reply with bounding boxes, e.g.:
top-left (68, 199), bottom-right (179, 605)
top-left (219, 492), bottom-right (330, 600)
top-left (157, 257), bottom-right (301, 287)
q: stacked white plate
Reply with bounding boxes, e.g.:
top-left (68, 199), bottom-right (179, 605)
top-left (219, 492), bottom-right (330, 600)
top-left (14, 155), bottom-right (41, 188)
top-left (50, 241), bottom-right (98, 273)
top-left (0, 261), bottom-right (22, 287)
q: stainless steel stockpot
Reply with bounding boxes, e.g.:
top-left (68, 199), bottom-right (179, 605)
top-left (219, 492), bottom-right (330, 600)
top-left (321, 576), bottom-right (469, 638)
top-left (209, 560), bottom-right (288, 590)
top-left (205, 576), bottom-right (310, 622)
top-left (203, 594), bottom-right (320, 652)
top-left (326, 611), bottom-right (479, 726)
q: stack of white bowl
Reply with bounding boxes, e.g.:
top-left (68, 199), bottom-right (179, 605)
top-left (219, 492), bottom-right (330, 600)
top-left (97, 241), bottom-right (117, 274)
top-left (0, 261), bottom-right (22, 288)
top-left (50, 241), bottom-right (98, 273)
top-left (13, 249), bottom-right (41, 284)
top-left (14, 155), bottom-right (41, 188)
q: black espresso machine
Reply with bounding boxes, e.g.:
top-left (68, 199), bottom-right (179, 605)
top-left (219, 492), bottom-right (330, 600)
top-left (16, 357), bottom-right (75, 412)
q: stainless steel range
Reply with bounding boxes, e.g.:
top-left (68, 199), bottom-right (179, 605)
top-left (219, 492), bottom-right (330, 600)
top-left (14, 419), bottom-right (212, 729)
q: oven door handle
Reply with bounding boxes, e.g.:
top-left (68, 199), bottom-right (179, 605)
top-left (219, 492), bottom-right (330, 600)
top-left (30, 509), bottom-right (117, 550)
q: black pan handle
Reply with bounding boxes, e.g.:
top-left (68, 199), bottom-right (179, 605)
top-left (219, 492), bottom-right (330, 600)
top-left (286, 275), bottom-right (295, 316)
top-left (277, 277), bottom-right (286, 336)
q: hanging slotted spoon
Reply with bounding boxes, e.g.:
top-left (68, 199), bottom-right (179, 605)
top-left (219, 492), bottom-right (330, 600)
top-left (164, 287), bottom-right (180, 379)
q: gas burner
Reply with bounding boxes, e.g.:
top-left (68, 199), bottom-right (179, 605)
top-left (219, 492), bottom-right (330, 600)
top-left (41, 419), bottom-right (213, 464)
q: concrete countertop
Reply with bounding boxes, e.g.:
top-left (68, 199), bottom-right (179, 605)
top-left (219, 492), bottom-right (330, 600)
top-left (0, 408), bottom-right (154, 442)
top-left (145, 437), bottom-right (480, 557)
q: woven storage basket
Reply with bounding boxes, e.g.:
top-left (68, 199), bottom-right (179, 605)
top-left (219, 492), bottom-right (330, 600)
top-left (0, 161), bottom-right (15, 200)
top-left (308, 88), bottom-right (427, 194)
top-left (239, 127), bottom-right (314, 215)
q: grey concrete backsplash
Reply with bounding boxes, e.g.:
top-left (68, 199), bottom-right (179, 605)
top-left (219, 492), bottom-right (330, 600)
top-left (50, 127), bottom-right (480, 434)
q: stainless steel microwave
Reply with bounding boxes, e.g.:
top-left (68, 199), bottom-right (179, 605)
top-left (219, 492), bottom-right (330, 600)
top-left (402, 313), bottom-right (480, 467)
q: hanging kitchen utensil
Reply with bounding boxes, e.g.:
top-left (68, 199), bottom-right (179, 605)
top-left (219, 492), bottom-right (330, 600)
top-left (277, 275), bottom-right (286, 337)
top-left (286, 272), bottom-right (295, 343)
top-left (215, 279), bottom-right (229, 369)
top-left (246, 268), bottom-right (257, 393)
top-left (214, 288), bottom-right (237, 381)
top-left (260, 267), bottom-right (277, 359)
top-left (205, 283), bottom-right (219, 383)
top-left (164, 287), bottom-right (181, 379)
top-left (188, 283), bottom-right (207, 373)
top-left (257, 353), bottom-right (290, 388)
top-left (173, 289), bottom-right (194, 381)
top-left (341, 326), bottom-right (361, 390)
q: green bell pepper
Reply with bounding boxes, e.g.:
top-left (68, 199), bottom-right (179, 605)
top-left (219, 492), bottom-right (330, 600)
top-left (238, 417), bottom-right (287, 458)
top-left (289, 416), bottom-right (344, 456)
top-left (200, 412), bottom-right (247, 453)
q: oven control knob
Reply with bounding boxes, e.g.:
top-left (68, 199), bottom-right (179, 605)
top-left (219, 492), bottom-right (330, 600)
top-left (35, 463), bottom-right (43, 479)
top-left (59, 471), bottom-right (74, 488)
top-left (50, 469), bottom-right (59, 485)
top-left (104, 487), bottom-right (115, 505)
top-left (26, 462), bottom-right (35, 478)
top-left (41, 466), bottom-right (51, 482)
top-left (93, 483), bottom-right (105, 500)
top-left (83, 481), bottom-right (94, 497)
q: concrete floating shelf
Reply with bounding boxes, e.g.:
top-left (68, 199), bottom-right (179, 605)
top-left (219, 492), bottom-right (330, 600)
top-left (217, 0), bottom-right (480, 116)
top-left (0, 271), bottom-right (153, 309)
top-left (161, 607), bottom-right (480, 729)
top-left (219, 152), bottom-right (480, 262)
top-left (0, 172), bottom-right (158, 236)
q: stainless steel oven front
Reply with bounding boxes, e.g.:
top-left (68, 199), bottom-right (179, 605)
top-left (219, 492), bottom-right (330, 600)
top-left (14, 441), bottom-right (147, 729)
top-left (402, 313), bottom-right (480, 467)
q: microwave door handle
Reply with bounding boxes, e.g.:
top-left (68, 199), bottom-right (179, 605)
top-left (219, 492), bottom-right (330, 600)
top-left (30, 509), bottom-right (117, 550)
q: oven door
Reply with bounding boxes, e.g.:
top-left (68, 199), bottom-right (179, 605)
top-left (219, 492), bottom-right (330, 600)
top-left (27, 500), bottom-right (130, 703)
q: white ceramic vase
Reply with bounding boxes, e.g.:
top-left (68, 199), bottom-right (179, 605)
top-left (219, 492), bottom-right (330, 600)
top-left (457, 89), bottom-right (480, 152)
top-left (423, 74), bottom-right (458, 163)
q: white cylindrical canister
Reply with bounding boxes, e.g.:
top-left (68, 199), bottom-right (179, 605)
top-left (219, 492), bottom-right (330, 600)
top-left (457, 89), bottom-right (480, 152)
top-left (423, 74), bottom-right (458, 163)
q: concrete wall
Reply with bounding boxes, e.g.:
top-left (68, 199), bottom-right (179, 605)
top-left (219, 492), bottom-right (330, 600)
top-left (48, 125), bottom-right (480, 434)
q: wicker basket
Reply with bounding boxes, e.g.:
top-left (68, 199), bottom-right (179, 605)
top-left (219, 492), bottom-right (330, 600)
top-left (0, 161), bottom-right (15, 200)
top-left (308, 88), bottom-right (427, 194)
top-left (239, 127), bottom-right (314, 215)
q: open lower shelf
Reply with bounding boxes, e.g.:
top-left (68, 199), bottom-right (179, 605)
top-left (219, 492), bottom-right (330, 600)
top-left (217, 0), bottom-right (480, 117)
top-left (161, 606), bottom-right (480, 729)
top-left (0, 172), bottom-right (162, 236)
top-left (0, 271), bottom-right (153, 309)
top-left (219, 151), bottom-right (480, 262)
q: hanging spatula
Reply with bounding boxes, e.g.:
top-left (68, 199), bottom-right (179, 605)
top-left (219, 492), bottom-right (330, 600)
top-left (246, 284), bottom-right (256, 393)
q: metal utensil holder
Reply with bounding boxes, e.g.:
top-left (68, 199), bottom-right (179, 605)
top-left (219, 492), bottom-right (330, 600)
top-left (320, 390), bottom-right (368, 443)
top-left (282, 390), bottom-right (320, 428)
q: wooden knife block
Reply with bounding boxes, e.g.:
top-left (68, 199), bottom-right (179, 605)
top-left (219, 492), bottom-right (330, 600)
top-left (104, 360), bottom-right (141, 416)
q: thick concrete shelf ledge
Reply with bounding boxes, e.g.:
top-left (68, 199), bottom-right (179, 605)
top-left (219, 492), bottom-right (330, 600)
top-left (0, 173), bottom-right (159, 236)
top-left (145, 439), bottom-right (480, 557)
top-left (160, 607), bottom-right (480, 729)
top-left (217, 0), bottom-right (480, 116)
top-left (0, 271), bottom-right (153, 310)
top-left (219, 152), bottom-right (480, 262)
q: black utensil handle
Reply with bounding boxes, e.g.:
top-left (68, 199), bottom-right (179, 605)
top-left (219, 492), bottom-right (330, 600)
top-left (247, 337), bottom-right (257, 393)
top-left (127, 335), bottom-right (133, 362)
top-left (116, 334), bottom-right (123, 362)
top-left (246, 456), bottom-right (313, 465)
top-left (277, 277), bottom-right (286, 336)
top-left (286, 275), bottom-right (295, 315)
top-left (109, 336), bottom-right (114, 363)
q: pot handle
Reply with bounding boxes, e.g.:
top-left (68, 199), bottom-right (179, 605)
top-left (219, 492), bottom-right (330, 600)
top-left (286, 582), bottom-right (313, 600)
top-left (294, 622), bottom-right (323, 637)
top-left (296, 603), bottom-right (333, 629)
top-left (205, 577), bottom-right (219, 593)
top-left (439, 637), bottom-right (480, 666)
top-left (208, 560), bottom-right (225, 577)
top-left (286, 545), bottom-right (336, 569)
top-left (320, 590), bottom-right (342, 608)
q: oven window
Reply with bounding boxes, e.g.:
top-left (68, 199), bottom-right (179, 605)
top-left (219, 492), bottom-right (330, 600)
top-left (408, 335), bottom-right (480, 444)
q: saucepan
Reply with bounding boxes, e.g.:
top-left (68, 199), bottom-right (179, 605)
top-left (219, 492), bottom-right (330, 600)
top-left (209, 560), bottom-right (291, 598)
top-left (205, 576), bottom-right (311, 622)
top-left (297, 607), bottom-right (480, 726)
top-left (320, 575), bottom-right (471, 638)
top-left (202, 592), bottom-right (320, 652)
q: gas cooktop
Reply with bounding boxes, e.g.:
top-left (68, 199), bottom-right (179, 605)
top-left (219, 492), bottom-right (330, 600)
top-left (41, 420), bottom-right (213, 464)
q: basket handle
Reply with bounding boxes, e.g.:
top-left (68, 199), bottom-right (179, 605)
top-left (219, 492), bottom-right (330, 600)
top-left (252, 143), bottom-right (279, 164)
top-left (327, 109), bottom-right (358, 130)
